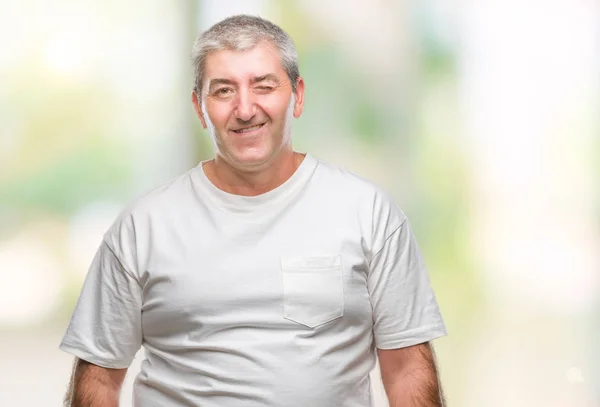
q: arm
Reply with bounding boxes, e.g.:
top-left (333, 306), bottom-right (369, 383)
top-left (64, 358), bottom-right (128, 407)
top-left (377, 342), bottom-right (445, 407)
top-left (60, 237), bottom-right (143, 406)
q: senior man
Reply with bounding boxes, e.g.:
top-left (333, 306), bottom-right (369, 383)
top-left (60, 14), bottom-right (447, 407)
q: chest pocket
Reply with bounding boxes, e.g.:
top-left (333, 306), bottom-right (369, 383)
top-left (281, 255), bottom-right (344, 328)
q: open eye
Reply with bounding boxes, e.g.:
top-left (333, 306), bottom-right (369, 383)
top-left (215, 88), bottom-right (233, 96)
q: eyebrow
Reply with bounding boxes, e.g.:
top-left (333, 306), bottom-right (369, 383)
top-left (207, 78), bottom-right (235, 92)
top-left (251, 74), bottom-right (279, 84)
top-left (207, 74), bottom-right (280, 92)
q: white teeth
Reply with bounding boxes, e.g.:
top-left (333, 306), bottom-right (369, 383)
top-left (235, 124), bottom-right (262, 133)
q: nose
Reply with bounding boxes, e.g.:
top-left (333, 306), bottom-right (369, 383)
top-left (233, 88), bottom-right (257, 122)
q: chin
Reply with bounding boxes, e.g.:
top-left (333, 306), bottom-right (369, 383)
top-left (230, 149), bottom-right (274, 168)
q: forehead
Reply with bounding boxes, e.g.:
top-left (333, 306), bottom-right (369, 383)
top-left (203, 41), bottom-right (286, 82)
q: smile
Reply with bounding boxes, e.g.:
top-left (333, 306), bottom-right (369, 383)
top-left (232, 123), bottom-right (265, 134)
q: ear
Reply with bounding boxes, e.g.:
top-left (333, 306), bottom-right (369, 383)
top-left (292, 77), bottom-right (305, 119)
top-left (191, 90), bottom-right (207, 129)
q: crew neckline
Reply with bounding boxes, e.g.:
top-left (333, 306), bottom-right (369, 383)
top-left (194, 153), bottom-right (318, 214)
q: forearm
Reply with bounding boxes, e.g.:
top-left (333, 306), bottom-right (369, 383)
top-left (378, 343), bottom-right (446, 407)
top-left (65, 359), bottom-right (124, 407)
top-left (384, 362), bottom-right (445, 407)
top-left (71, 376), bottom-right (120, 407)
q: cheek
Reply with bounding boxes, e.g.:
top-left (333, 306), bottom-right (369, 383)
top-left (260, 97), bottom-right (292, 123)
top-left (206, 103), bottom-right (232, 127)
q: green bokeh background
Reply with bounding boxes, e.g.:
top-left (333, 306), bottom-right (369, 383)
top-left (0, 1), bottom-right (597, 406)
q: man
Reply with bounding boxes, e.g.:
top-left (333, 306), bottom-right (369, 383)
top-left (60, 14), bottom-right (447, 407)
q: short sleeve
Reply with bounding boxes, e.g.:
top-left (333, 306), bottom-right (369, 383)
top-left (368, 217), bottom-right (447, 349)
top-left (59, 239), bottom-right (143, 368)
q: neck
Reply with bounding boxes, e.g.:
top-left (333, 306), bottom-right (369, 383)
top-left (203, 149), bottom-right (305, 196)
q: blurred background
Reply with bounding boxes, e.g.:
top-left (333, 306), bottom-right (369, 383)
top-left (0, 0), bottom-right (598, 406)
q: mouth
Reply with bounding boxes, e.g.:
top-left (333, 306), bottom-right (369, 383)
top-left (231, 123), bottom-right (266, 134)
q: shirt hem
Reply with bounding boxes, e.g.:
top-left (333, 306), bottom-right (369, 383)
top-left (375, 324), bottom-right (447, 350)
top-left (59, 342), bottom-right (133, 369)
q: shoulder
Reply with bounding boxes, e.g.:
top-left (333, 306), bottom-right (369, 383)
top-left (102, 166), bottom-right (199, 255)
top-left (129, 166), bottom-right (199, 215)
top-left (312, 155), bottom-right (408, 226)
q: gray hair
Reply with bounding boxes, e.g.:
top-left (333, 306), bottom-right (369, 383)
top-left (192, 15), bottom-right (300, 95)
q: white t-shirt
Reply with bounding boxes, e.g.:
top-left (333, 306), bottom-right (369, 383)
top-left (60, 153), bottom-right (447, 407)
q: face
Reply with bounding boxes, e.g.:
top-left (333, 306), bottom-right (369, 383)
top-left (192, 41), bottom-right (305, 170)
